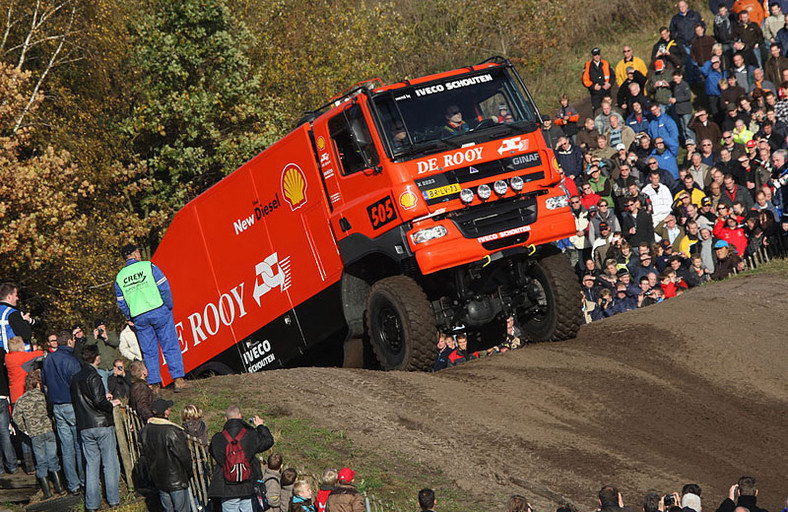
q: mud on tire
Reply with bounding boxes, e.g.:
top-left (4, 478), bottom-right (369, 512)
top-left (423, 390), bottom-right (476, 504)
top-left (520, 251), bottom-right (582, 342)
top-left (366, 276), bottom-right (436, 371)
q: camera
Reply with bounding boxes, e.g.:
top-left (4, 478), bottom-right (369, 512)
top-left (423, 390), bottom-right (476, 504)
top-left (664, 495), bottom-right (674, 506)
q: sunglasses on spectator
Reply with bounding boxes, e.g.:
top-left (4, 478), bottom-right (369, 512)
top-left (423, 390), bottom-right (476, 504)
top-left (702, 143), bottom-right (712, 146)
top-left (724, 135), bottom-right (733, 139)
top-left (571, 200), bottom-right (580, 204)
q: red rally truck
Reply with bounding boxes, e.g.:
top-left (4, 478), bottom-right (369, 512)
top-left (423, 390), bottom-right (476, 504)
top-left (152, 57), bottom-right (582, 379)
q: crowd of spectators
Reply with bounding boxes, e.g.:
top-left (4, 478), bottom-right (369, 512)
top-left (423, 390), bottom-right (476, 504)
top-left (432, 315), bottom-right (524, 371)
top-left (550, 0), bottom-right (788, 323)
top-left (0, 280), bottom-right (158, 509)
top-left (478, 479), bottom-right (787, 512)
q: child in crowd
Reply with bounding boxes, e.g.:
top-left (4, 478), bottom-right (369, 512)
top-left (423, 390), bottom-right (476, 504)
top-left (315, 468), bottom-right (337, 512)
top-left (182, 404), bottom-right (208, 445)
top-left (291, 480), bottom-right (316, 512)
top-left (281, 467), bottom-right (298, 512)
top-left (12, 371), bottom-right (63, 498)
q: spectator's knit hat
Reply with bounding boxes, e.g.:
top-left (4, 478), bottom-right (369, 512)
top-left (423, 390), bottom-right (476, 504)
top-left (713, 240), bottom-right (729, 249)
top-left (701, 197), bottom-right (712, 207)
top-left (151, 398), bottom-right (174, 417)
top-left (626, 66), bottom-right (635, 74)
top-left (591, 47), bottom-right (601, 55)
top-left (616, 268), bottom-right (630, 277)
top-left (599, 222), bottom-right (609, 230)
top-left (661, 239), bottom-right (672, 249)
top-left (120, 243), bottom-right (138, 259)
top-left (682, 493), bottom-right (701, 512)
top-left (94, 318), bottom-right (106, 329)
top-left (726, 103), bottom-right (738, 112)
top-left (338, 467), bottom-right (356, 484)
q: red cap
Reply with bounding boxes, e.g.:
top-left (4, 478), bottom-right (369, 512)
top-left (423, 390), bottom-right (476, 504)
top-left (746, 140), bottom-right (757, 148)
top-left (338, 467), bottom-right (355, 483)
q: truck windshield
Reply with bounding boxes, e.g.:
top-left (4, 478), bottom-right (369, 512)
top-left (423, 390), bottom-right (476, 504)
top-left (372, 67), bottom-right (538, 159)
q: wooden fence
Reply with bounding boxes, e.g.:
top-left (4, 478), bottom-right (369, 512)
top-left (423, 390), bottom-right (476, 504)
top-left (113, 407), bottom-right (400, 512)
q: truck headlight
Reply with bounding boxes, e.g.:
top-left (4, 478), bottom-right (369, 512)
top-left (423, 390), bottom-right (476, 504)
top-left (545, 196), bottom-right (570, 210)
top-left (493, 180), bottom-right (508, 196)
top-left (477, 184), bottom-right (492, 200)
top-left (459, 188), bottom-right (474, 204)
top-left (410, 225), bottom-right (449, 244)
top-left (510, 176), bottom-right (524, 192)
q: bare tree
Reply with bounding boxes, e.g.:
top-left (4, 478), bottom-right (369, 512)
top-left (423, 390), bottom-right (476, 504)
top-left (0, 0), bottom-right (80, 133)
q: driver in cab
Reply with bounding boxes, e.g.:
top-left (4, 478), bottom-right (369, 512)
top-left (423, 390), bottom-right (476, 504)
top-left (441, 105), bottom-right (469, 137)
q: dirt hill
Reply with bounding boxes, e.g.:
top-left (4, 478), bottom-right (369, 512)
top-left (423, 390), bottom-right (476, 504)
top-left (200, 272), bottom-right (788, 512)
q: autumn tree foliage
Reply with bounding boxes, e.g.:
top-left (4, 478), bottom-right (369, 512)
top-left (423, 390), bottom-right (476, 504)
top-left (0, 64), bottom-right (90, 313)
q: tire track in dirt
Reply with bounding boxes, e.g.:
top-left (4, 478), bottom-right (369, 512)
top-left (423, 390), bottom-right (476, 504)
top-left (215, 274), bottom-right (788, 512)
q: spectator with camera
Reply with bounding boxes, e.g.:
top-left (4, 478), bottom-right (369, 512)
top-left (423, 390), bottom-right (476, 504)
top-left (715, 477), bottom-right (768, 512)
top-left (90, 319), bottom-right (120, 373)
top-left (207, 404), bottom-right (275, 511)
top-left (107, 359), bottom-right (132, 400)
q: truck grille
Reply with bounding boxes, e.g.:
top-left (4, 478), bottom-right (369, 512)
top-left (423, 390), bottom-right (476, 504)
top-left (448, 195), bottom-right (537, 238)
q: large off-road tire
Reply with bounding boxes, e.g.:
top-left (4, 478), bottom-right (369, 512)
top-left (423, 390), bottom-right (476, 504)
top-left (366, 276), bottom-right (436, 371)
top-left (190, 361), bottom-right (234, 379)
top-left (520, 252), bottom-right (582, 342)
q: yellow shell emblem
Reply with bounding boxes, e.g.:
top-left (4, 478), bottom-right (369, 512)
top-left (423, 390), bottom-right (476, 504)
top-left (317, 136), bottom-right (326, 151)
top-left (399, 190), bottom-right (418, 210)
top-left (281, 164), bottom-right (308, 211)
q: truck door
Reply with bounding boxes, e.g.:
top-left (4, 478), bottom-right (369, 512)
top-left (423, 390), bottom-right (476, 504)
top-left (313, 102), bottom-right (394, 240)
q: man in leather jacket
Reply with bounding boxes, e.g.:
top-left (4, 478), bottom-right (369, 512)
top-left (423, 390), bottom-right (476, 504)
top-left (141, 398), bottom-right (193, 512)
top-left (70, 345), bottom-right (121, 512)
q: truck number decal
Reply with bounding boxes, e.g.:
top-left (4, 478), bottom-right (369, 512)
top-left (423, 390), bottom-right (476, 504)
top-left (367, 196), bottom-right (397, 230)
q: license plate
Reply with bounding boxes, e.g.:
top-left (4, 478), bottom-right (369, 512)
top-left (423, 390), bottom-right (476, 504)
top-left (424, 184), bottom-right (461, 199)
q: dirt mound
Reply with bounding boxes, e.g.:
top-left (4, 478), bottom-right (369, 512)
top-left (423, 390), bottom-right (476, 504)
top-left (212, 273), bottom-right (788, 511)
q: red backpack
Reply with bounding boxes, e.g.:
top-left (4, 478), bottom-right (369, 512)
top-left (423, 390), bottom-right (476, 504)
top-left (222, 428), bottom-right (252, 483)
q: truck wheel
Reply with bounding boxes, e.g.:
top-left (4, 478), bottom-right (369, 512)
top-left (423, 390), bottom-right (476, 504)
top-left (520, 252), bottom-right (582, 342)
top-left (366, 276), bottom-right (436, 371)
top-left (191, 361), bottom-right (234, 379)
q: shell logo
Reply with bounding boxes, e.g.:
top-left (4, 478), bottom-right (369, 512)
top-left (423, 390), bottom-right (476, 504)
top-left (316, 136), bottom-right (326, 151)
top-left (552, 156), bottom-right (560, 171)
top-left (281, 163), bottom-right (308, 211)
top-left (399, 190), bottom-right (418, 210)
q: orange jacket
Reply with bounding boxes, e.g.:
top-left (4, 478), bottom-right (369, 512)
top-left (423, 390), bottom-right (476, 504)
top-left (733, 0), bottom-right (765, 26)
top-left (582, 59), bottom-right (612, 89)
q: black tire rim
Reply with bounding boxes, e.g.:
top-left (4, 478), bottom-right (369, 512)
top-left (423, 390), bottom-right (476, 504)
top-left (377, 303), bottom-right (404, 356)
top-left (530, 276), bottom-right (550, 322)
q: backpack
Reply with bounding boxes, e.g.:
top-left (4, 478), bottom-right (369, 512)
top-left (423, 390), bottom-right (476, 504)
top-left (222, 428), bottom-right (251, 483)
top-left (253, 476), bottom-right (279, 512)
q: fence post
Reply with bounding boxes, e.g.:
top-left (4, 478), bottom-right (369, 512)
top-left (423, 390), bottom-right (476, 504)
top-left (114, 407), bottom-right (135, 490)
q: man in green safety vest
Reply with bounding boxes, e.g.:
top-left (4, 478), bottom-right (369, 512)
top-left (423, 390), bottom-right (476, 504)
top-left (114, 244), bottom-right (189, 392)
